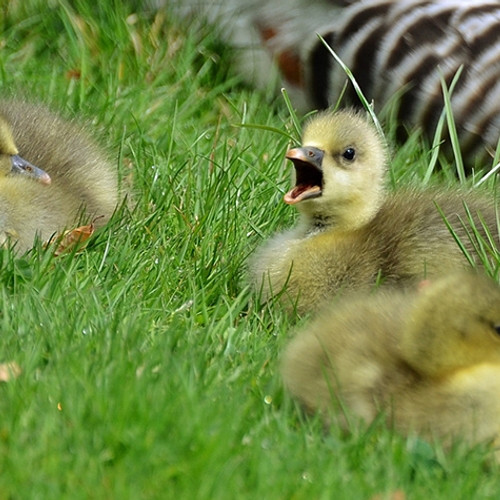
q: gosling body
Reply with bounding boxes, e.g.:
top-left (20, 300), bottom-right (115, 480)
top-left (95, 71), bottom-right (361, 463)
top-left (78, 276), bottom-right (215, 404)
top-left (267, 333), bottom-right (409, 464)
top-left (0, 100), bottom-right (119, 252)
top-left (282, 272), bottom-right (500, 453)
top-left (250, 110), bottom-right (499, 314)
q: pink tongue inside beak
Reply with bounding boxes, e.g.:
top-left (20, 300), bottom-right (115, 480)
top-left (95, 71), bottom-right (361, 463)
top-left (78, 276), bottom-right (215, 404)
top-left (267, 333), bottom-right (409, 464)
top-left (283, 146), bottom-right (324, 204)
top-left (284, 185), bottom-right (322, 204)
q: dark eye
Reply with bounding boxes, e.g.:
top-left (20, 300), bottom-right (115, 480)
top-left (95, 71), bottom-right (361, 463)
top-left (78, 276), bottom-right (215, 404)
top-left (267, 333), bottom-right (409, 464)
top-left (342, 148), bottom-right (356, 161)
top-left (494, 325), bottom-right (500, 336)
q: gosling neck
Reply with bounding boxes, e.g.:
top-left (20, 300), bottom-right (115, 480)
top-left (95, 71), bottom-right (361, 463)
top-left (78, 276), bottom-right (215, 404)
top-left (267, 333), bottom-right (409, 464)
top-left (298, 191), bottom-right (385, 233)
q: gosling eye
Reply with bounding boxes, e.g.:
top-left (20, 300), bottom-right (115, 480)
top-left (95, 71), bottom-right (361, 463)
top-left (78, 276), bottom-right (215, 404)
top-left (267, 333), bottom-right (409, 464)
top-left (493, 324), bottom-right (500, 336)
top-left (342, 148), bottom-right (356, 161)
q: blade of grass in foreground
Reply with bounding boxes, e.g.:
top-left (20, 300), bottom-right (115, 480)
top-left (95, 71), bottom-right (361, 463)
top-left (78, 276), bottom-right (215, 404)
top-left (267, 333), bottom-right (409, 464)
top-left (424, 66), bottom-right (464, 184)
top-left (435, 201), bottom-right (475, 268)
top-left (237, 88), bottom-right (309, 144)
top-left (234, 122), bottom-right (297, 143)
top-left (317, 34), bottom-right (384, 138)
top-left (439, 66), bottom-right (466, 183)
top-left (280, 87), bottom-right (303, 142)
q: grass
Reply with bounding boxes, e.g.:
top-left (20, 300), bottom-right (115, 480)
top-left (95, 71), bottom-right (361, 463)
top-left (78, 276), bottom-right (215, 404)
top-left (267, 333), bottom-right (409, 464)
top-left (0, 1), bottom-right (500, 498)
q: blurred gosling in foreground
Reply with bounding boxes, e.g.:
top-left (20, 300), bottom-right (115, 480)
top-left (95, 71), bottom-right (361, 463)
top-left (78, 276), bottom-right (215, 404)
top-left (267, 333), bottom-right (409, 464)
top-left (282, 272), bottom-right (500, 457)
top-left (250, 109), bottom-right (499, 314)
top-left (0, 100), bottom-right (119, 252)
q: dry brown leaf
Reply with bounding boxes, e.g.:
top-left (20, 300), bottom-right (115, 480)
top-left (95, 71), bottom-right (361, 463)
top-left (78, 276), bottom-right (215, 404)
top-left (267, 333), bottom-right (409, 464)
top-left (53, 223), bottom-right (95, 256)
top-left (0, 362), bottom-right (21, 382)
top-left (49, 215), bottom-right (104, 256)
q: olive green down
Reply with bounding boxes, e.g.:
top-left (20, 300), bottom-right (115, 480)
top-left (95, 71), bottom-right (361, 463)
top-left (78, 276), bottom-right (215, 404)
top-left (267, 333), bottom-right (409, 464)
top-left (250, 109), bottom-right (499, 314)
top-left (0, 99), bottom-right (119, 252)
top-left (282, 272), bottom-right (500, 457)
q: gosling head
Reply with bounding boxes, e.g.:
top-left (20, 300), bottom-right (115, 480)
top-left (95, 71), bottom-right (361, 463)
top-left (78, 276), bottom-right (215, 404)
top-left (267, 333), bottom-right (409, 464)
top-left (401, 272), bottom-right (500, 378)
top-left (0, 115), bottom-right (51, 185)
top-left (284, 109), bottom-right (387, 230)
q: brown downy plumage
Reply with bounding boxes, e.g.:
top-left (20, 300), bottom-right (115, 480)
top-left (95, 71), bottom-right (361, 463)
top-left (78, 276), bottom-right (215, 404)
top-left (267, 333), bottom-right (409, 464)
top-left (249, 109), bottom-right (499, 315)
top-left (281, 272), bottom-right (500, 456)
top-left (0, 100), bottom-right (119, 252)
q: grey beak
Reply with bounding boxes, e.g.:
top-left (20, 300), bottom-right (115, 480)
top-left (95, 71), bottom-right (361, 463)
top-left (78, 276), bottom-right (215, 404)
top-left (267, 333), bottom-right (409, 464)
top-left (11, 155), bottom-right (51, 185)
top-left (286, 147), bottom-right (324, 170)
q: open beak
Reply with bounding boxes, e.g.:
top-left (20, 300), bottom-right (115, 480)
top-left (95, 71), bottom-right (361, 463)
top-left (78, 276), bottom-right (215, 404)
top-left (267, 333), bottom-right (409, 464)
top-left (284, 147), bottom-right (324, 204)
top-left (11, 155), bottom-right (51, 185)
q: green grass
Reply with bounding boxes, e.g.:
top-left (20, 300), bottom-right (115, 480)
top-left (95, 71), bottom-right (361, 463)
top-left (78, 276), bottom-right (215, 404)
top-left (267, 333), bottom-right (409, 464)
top-left (0, 1), bottom-right (500, 498)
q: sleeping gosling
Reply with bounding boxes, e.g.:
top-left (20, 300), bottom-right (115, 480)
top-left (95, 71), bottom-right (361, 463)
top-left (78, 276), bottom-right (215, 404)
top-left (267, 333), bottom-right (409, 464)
top-left (282, 272), bottom-right (500, 456)
top-left (0, 100), bottom-right (120, 252)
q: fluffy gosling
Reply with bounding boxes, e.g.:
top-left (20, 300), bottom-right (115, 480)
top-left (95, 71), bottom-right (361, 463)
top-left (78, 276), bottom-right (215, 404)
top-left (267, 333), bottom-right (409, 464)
top-left (250, 109), bottom-right (499, 314)
top-left (282, 272), bottom-right (500, 456)
top-left (0, 100), bottom-right (120, 252)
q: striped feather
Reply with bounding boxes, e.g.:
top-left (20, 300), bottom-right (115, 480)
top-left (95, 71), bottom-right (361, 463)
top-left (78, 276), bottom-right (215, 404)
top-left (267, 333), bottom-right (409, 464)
top-left (254, 0), bottom-right (500, 165)
top-left (174, 0), bottom-right (500, 167)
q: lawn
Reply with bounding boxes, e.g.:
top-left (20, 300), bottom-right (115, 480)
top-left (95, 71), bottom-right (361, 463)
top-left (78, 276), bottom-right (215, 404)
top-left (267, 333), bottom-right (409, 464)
top-left (0, 1), bottom-right (499, 498)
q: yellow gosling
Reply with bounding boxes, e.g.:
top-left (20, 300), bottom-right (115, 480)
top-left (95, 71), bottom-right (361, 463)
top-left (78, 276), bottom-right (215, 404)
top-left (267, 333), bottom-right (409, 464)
top-left (0, 100), bottom-right (120, 252)
top-left (282, 272), bottom-right (500, 456)
top-left (250, 109), bottom-right (499, 314)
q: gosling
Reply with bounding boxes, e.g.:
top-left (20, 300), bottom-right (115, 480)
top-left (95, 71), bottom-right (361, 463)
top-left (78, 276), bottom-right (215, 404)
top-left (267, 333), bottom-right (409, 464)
top-left (250, 109), bottom-right (499, 314)
top-left (282, 272), bottom-right (500, 456)
top-left (0, 100), bottom-right (120, 252)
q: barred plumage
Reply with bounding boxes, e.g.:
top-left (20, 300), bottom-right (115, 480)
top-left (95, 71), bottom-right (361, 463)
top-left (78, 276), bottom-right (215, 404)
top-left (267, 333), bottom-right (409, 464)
top-left (177, 0), bottom-right (500, 167)
top-left (294, 0), bottom-right (500, 164)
